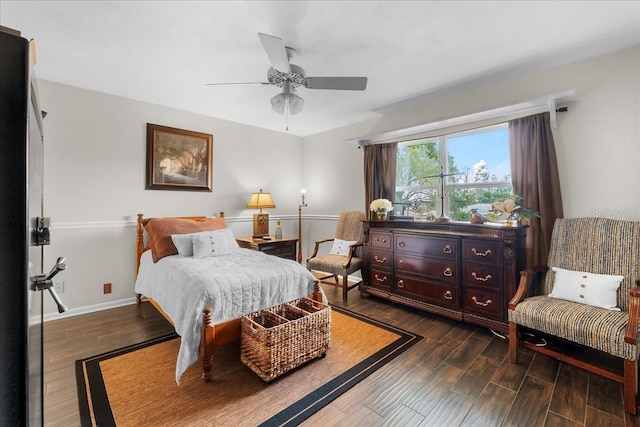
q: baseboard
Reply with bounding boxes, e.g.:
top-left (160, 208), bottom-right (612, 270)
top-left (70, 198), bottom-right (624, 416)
top-left (34, 297), bottom-right (137, 324)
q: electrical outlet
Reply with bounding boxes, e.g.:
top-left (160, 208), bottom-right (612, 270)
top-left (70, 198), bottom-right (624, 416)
top-left (54, 281), bottom-right (64, 293)
top-left (103, 283), bottom-right (112, 294)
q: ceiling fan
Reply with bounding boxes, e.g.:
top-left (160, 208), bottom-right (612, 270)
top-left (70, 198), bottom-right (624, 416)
top-left (207, 33), bottom-right (368, 116)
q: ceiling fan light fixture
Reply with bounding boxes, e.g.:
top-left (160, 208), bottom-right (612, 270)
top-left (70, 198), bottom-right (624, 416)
top-left (288, 93), bottom-right (304, 115)
top-left (270, 93), bottom-right (286, 114)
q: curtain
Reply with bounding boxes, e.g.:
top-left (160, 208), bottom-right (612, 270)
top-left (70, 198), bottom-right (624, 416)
top-left (509, 112), bottom-right (564, 267)
top-left (364, 143), bottom-right (397, 219)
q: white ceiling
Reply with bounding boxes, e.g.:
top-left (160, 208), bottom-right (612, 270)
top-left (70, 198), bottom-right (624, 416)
top-left (2, 1), bottom-right (639, 137)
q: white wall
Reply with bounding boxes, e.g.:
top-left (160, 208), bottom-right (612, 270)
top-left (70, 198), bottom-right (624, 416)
top-left (38, 45), bottom-right (640, 318)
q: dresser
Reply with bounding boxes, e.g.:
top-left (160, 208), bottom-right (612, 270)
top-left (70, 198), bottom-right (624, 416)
top-left (361, 220), bottom-right (527, 333)
top-left (236, 236), bottom-right (298, 261)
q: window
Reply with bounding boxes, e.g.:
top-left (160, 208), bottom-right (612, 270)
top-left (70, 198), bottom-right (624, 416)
top-left (395, 123), bottom-right (512, 220)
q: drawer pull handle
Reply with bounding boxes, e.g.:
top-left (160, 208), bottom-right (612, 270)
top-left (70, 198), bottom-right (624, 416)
top-left (374, 256), bottom-right (387, 264)
top-left (375, 237), bottom-right (387, 244)
top-left (472, 248), bottom-right (492, 257)
top-left (472, 272), bottom-right (492, 282)
top-left (472, 296), bottom-right (493, 307)
top-left (398, 240), bottom-right (406, 248)
top-left (443, 245), bottom-right (452, 254)
top-left (444, 290), bottom-right (453, 300)
top-left (397, 280), bottom-right (404, 288)
top-left (374, 274), bottom-right (388, 283)
top-left (443, 267), bottom-right (453, 277)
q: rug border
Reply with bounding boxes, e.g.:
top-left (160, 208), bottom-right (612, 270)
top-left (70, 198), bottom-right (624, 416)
top-left (76, 306), bottom-right (422, 427)
top-left (77, 333), bottom-right (179, 427)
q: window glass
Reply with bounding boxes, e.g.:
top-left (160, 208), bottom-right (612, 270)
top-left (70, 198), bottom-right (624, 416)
top-left (395, 124), bottom-right (512, 220)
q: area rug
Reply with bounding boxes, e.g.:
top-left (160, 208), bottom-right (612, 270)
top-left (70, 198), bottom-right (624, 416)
top-left (76, 306), bottom-right (421, 427)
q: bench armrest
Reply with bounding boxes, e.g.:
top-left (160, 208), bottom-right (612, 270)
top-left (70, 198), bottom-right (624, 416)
top-left (624, 279), bottom-right (640, 345)
top-left (508, 266), bottom-right (549, 310)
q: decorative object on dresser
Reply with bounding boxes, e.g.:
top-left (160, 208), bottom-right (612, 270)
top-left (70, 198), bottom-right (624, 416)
top-left (423, 165), bottom-right (465, 223)
top-left (361, 220), bottom-right (527, 333)
top-left (307, 211), bottom-right (366, 301)
top-left (145, 123), bottom-right (213, 192)
top-left (247, 189), bottom-right (276, 238)
top-left (370, 198), bottom-right (393, 220)
top-left (236, 236), bottom-right (298, 261)
top-left (509, 217), bottom-right (640, 414)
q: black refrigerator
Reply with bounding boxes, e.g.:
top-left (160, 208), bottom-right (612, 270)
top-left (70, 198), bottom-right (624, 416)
top-left (0, 27), bottom-right (66, 426)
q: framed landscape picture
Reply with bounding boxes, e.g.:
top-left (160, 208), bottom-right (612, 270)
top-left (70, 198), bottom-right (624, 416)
top-left (146, 123), bottom-right (213, 191)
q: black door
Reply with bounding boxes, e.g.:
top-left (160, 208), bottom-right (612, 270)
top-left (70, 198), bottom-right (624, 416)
top-left (0, 28), bottom-right (66, 427)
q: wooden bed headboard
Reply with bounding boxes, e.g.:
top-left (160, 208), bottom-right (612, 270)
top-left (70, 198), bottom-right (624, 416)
top-left (135, 212), bottom-right (225, 274)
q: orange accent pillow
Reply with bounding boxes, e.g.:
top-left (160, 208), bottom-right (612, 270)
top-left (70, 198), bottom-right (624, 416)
top-left (144, 217), bottom-right (227, 262)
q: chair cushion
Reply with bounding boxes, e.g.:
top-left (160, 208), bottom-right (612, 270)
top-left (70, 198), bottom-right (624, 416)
top-left (307, 254), bottom-right (363, 276)
top-left (509, 295), bottom-right (638, 360)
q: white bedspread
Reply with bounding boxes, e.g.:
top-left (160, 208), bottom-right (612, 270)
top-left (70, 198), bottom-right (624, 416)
top-left (134, 248), bottom-right (321, 383)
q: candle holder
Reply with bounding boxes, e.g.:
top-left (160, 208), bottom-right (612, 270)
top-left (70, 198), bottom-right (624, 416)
top-left (297, 189), bottom-right (307, 263)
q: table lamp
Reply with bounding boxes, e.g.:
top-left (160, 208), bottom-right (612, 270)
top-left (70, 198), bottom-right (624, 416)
top-left (247, 189), bottom-right (276, 238)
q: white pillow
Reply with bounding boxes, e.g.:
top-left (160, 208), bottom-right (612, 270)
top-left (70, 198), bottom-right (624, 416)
top-left (171, 233), bottom-right (195, 257)
top-left (172, 228), bottom-right (239, 257)
top-left (548, 266), bottom-right (624, 311)
top-left (192, 230), bottom-right (232, 258)
top-left (329, 238), bottom-right (357, 256)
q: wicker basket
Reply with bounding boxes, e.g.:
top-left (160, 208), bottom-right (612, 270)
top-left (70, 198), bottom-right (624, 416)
top-left (241, 298), bottom-right (331, 382)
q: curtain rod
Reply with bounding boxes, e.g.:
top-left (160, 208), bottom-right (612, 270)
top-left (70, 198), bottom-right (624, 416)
top-left (348, 90), bottom-right (576, 146)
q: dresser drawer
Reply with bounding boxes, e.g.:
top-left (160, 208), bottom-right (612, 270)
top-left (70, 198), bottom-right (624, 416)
top-left (395, 274), bottom-right (460, 309)
top-left (260, 241), bottom-right (296, 259)
top-left (395, 254), bottom-right (457, 284)
top-left (369, 268), bottom-right (393, 290)
top-left (370, 249), bottom-right (392, 270)
top-left (463, 289), bottom-right (504, 320)
top-left (370, 231), bottom-right (392, 250)
top-left (394, 234), bottom-right (458, 260)
top-left (463, 239), bottom-right (502, 266)
top-left (463, 264), bottom-right (503, 290)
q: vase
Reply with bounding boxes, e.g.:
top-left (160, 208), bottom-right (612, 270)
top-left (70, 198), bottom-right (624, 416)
top-left (505, 218), bottom-right (519, 227)
top-left (376, 211), bottom-right (388, 220)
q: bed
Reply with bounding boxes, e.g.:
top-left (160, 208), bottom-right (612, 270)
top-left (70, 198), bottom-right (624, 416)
top-left (133, 213), bottom-right (323, 384)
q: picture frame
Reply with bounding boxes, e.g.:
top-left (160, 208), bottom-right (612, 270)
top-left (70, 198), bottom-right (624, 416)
top-left (146, 123), bottom-right (213, 191)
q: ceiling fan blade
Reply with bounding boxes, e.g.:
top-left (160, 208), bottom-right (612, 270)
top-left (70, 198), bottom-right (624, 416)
top-left (303, 77), bottom-right (368, 90)
top-left (258, 33), bottom-right (291, 74)
top-left (205, 82), bottom-right (269, 86)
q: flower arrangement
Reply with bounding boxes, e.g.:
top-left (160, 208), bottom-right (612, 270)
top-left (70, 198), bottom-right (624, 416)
top-left (370, 198), bottom-right (394, 213)
top-left (370, 198), bottom-right (394, 219)
top-left (488, 194), bottom-right (539, 222)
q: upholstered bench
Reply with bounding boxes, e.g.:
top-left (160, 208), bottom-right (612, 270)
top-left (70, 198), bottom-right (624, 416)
top-left (508, 217), bottom-right (640, 414)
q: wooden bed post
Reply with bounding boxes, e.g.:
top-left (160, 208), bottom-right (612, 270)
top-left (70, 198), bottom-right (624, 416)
top-left (135, 213), bottom-right (145, 304)
top-left (202, 308), bottom-right (215, 383)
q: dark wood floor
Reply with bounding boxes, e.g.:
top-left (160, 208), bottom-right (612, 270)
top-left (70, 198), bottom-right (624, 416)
top-left (43, 283), bottom-right (640, 426)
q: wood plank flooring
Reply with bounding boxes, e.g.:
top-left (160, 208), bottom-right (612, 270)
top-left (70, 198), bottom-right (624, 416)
top-left (43, 283), bottom-right (640, 426)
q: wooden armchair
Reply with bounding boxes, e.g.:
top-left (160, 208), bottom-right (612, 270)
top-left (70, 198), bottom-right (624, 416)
top-left (307, 211), bottom-right (365, 301)
top-left (508, 217), bottom-right (640, 414)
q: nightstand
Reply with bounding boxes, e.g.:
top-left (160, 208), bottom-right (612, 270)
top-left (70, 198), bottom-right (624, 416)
top-left (236, 236), bottom-right (298, 261)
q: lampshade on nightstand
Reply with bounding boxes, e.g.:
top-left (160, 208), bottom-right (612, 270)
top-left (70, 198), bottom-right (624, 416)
top-left (247, 189), bottom-right (276, 238)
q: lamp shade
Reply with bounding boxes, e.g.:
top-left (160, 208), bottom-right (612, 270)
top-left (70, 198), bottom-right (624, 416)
top-left (247, 191), bottom-right (276, 210)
